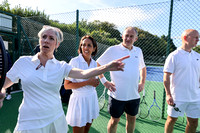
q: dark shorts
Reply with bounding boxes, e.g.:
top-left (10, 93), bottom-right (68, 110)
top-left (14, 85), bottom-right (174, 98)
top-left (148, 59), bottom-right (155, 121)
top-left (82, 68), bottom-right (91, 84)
top-left (108, 96), bottom-right (140, 118)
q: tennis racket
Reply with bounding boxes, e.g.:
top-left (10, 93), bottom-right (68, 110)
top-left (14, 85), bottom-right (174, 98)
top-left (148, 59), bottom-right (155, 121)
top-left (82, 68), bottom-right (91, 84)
top-left (98, 87), bottom-right (106, 111)
top-left (0, 37), bottom-right (8, 91)
top-left (136, 107), bottom-right (140, 119)
top-left (148, 90), bottom-right (162, 121)
top-left (138, 89), bottom-right (149, 119)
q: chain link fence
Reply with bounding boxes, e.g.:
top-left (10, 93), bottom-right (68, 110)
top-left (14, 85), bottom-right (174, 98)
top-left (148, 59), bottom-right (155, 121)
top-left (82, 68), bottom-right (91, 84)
top-left (0, 0), bottom-right (199, 132)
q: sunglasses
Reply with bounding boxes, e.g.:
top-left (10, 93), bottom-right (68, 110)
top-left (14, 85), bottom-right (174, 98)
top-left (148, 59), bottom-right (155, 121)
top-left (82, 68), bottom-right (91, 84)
top-left (172, 103), bottom-right (181, 112)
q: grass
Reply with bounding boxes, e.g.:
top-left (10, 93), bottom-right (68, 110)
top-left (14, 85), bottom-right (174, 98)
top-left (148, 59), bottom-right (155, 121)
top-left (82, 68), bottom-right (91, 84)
top-left (1, 67), bottom-right (199, 133)
top-left (0, 91), bottom-right (191, 133)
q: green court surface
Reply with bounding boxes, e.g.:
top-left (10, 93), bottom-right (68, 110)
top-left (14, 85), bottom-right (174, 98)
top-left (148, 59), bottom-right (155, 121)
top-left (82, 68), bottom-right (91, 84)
top-left (1, 91), bottom-right (196, 133)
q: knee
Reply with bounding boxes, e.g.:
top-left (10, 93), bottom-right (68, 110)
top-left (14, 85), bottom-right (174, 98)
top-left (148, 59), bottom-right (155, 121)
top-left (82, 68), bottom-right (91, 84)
top-left (110, 117), bottom-right (120, 125)
top-left (166, 116), bottom-right (177, 125)
top-left (127, 115), bottom-right (136, 123)
top-left (187, 119), bottom-right (198, 129)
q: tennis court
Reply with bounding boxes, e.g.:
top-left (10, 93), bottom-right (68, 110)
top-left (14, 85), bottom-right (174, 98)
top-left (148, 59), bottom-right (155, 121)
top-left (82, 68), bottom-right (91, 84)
top-left (1, 66), bottom-right (200, 133)
top-left (0, 91), bottom-right (187, 133)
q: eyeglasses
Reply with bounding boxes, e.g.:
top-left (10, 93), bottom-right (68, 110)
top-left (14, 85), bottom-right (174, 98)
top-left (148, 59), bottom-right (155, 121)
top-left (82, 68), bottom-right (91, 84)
top-left (172, 103), bottom-right (181, 112)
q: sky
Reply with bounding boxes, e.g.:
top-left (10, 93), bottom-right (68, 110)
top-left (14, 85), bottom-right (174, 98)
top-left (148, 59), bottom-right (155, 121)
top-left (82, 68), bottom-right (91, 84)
top-left (0, 0), bottom-right (199, 47)
top-left (2, 0), bottom-right (169, 15)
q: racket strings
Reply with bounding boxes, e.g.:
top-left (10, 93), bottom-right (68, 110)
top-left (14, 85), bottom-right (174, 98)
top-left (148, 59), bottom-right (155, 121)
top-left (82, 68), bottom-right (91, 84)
top-left (98, 87), bottom-right (106, 111)
top-left (149, 106), bottom-right (161, 121)
top-left (98, 96), bottom-right (105, 110)
top-left (139, 103), bottom-right (149, 119)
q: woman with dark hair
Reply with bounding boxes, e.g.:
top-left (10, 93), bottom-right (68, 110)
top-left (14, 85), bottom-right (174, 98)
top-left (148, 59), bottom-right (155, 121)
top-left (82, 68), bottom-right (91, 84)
top-left (64, 35), bottom-right (99, 133)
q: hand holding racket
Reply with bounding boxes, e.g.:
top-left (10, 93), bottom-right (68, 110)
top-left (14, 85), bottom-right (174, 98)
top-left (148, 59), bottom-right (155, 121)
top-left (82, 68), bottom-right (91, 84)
top-left (148, 90), bottom-right (162, 121)
top-left (166, 94), bottom-right (174, 106)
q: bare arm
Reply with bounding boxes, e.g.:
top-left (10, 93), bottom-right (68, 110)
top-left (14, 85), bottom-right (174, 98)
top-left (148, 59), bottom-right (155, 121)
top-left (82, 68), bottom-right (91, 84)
top-left (64, 78), bottom-right (99, 90)
top-left (138, 67), bottom-right (147, 92)
top-left (0, 77), bottom-right (14, 108)
top-left (163, 72), bottom-right (174, 105)
top-left (1, 77), bottom-right (14, 94)
top-left (68, 55), bottom-right (130, 79)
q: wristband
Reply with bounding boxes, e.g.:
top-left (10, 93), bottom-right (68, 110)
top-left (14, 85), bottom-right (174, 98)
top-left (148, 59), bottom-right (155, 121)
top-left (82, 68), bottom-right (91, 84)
top-left (100, 77), bottom-right (108, 84)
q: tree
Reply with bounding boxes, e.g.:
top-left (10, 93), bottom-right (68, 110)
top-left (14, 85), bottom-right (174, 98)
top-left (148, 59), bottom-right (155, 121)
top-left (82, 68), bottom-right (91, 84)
top-left (193, 45), bottom-right (200, 53)
top-left (134, 28), bottom-right (176, 64)
top-left (160, 35), bottom-right (177, 55)
top-left (0, 0), bottom-right (178, 64)
top-left (78, 19), bottom-right (121, 46)
top-left (0, 0), bottom-right (49, 22)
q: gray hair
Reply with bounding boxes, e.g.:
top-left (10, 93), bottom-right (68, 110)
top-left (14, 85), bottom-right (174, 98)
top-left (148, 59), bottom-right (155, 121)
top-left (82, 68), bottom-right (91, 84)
top-left (124, 26), bottom-right (138, 37)
top-left (38, 25), bottom-right (63, 45)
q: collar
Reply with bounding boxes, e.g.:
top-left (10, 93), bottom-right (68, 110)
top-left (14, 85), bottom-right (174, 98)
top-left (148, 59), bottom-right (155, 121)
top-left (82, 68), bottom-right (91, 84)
top-left (78, 54), bottom-right (94, 63)
top-left (31, 53), bottom-right (57, 64)
top-left (119, 43), bottom-right (136, 52)
top-left (79, 54), bottom-right (86, 62)
top-left (177, 47), bottom-right (194, 54)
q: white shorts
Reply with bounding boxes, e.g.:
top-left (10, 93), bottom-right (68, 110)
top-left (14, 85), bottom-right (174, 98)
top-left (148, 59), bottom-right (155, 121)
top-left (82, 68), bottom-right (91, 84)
top-left (13, 115), bottom-right (68, 133)
top-left (167, 101), bottom-right (200, 118)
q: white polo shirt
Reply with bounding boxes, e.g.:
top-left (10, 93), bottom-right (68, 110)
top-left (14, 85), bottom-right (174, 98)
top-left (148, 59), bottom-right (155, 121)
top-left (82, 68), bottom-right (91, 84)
top-left (163, 47), bottom-right (200, 102)
top-left (66, 54), bottom-right (97, 93)
top-left (97, 43), bottom-right (146, 101)
top-left (7, 54), bottom-right (72, 130)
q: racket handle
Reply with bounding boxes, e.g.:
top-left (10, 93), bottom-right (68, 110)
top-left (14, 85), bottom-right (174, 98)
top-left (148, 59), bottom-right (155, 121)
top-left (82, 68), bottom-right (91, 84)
top-left (154, 90), bottom-right (156, 99)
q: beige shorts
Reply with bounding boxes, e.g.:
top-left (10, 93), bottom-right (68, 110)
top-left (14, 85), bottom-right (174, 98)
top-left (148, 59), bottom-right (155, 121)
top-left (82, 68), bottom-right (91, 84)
top-left (14, 115), bottom-right (68, 133)
top-left (167, 101), bottom-right (200, 118)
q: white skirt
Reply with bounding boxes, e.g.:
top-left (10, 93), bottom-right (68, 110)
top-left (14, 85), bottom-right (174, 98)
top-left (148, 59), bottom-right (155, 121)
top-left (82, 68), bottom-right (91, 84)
top-left (14, 114), bottom-right (68, 133)
top-left (66, 89), bottom-right (99, 127)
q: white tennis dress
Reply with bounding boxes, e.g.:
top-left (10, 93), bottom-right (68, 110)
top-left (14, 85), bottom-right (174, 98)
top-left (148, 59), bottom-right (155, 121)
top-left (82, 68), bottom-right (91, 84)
top-left (7, 54), bottom-right (72, 132)
top-left (66, 54), bottom-right (99, 127)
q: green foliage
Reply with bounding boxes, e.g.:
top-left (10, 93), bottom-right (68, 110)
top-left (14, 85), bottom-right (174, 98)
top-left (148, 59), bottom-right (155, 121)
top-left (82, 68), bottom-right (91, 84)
top-left (0, 0), bottom-right (49, 20)
top-left (78, 19), bottom-right (121, 46)
top-left (0, 0), bottom-right (178, 64)
top-left (134, 28), bottom-right (176, 64)
top-left (0, 0), bottom-right (10, 11)
top-left (89, 29), bottom-right (120, 46)
top-left (193, 45), bottom-right (200, 53)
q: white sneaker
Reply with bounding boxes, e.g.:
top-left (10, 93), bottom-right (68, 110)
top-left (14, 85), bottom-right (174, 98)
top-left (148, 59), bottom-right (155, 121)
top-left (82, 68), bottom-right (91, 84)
top-left (6, 94), bottom-right (12, 100)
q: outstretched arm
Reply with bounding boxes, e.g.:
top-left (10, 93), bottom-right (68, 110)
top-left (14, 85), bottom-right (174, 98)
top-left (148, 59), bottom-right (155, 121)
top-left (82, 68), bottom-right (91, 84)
top-left (68, 55), bottom-right (130, 79)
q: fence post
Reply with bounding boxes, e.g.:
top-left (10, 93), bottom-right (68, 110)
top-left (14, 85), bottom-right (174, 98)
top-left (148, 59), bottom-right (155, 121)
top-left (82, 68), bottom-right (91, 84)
top-left (166, 0), bottom-right (174, 57)
top-left (76, 9), bottom-right (79, 56)
top-left (162, 0), bottom-right (174, 119)
top-left (16, 16), bottom-right (21, 60)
